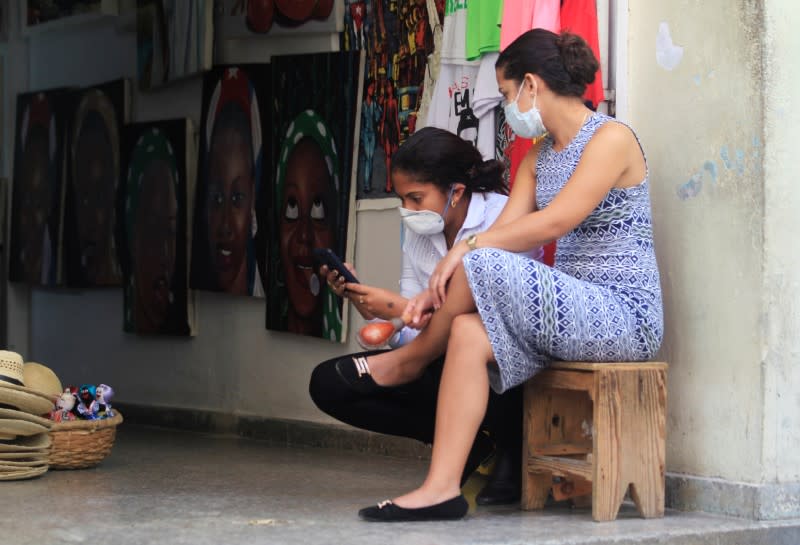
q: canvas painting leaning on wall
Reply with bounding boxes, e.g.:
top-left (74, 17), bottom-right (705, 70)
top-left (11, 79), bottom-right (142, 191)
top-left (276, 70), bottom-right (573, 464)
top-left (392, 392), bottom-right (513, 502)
top-left (266, 50), bottom-right (363, 342)
top-left (190, 64), bottom-right (271, 297)
top-left (61, 78), bottom-right (130, 288)
top-left (9, 89), bottom-right (70, 286)
top-left (118, 119), bottom-right (196, 336)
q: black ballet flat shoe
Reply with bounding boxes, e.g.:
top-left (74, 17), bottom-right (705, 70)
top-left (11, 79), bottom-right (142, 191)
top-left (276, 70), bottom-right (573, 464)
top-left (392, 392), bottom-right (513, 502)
top-left (475, 448), bottom-right (522, 506)
top-left (358, 495), bottom-right (469, 522)
top-left (334, 355), bottom-right (388, 395)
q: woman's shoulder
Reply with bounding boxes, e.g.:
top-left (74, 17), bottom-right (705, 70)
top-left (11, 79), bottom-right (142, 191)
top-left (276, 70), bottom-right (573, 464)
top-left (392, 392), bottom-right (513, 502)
top-left (479, 192), bottom-right (509, 222)
top-left (478, 191), bottom-right (509, 208)
top-left (582, 116), bottom-right (645, 164)
top-left (589, 115), bottom-right (641, 147)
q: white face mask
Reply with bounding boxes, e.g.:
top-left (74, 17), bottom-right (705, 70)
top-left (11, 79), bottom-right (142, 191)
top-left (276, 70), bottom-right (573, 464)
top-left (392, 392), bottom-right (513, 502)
top-left (503, 81), bottom-right (547, 139)
top-left (398, 186), bottom-right (455, 236)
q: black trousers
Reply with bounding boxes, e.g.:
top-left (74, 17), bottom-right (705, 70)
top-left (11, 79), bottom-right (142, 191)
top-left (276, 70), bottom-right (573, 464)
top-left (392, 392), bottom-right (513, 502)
top-left (308, 349), bottom-right (523, 471)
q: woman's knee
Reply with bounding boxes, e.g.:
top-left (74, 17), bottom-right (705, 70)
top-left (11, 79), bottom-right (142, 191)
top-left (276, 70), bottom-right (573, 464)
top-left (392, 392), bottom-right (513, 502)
top-left (448, 313), bottom-right (493, 361)
top-left (308, 359), bottom-right (349, 414)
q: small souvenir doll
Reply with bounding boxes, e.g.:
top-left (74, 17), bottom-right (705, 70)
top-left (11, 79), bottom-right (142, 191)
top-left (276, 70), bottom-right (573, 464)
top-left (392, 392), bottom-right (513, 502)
top-left (76, 384), bottom-right (99, 419)
top-left (50, 391), bottom-right (77, 423)
top-left (63, 386), bottom-right (80, 418)
top-left (95, 384), bottom-right (115, 418)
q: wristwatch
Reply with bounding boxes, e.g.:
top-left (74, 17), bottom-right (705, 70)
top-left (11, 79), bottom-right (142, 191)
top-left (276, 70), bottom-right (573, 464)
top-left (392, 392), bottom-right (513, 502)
top-left (466, 234), bottom-right (478, 251)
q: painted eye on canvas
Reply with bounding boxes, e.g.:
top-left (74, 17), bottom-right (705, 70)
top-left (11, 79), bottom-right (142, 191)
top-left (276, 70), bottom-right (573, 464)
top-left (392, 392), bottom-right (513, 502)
top-left (284, 198), bottom-right (299, 220)
top-left (310, 198), bottom-right (325, 221)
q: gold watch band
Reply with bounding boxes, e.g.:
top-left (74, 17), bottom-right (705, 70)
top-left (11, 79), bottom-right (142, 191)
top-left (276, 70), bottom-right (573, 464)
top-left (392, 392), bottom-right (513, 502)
top-left (466, 234), bottom-right (478, 251)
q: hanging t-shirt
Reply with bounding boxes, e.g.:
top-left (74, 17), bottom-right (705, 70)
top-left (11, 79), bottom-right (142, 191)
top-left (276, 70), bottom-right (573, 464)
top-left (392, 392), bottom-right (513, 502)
top-left (440, 0), bottom-right (472, 65)
top-left (465, 0), bottom-right (503, 60)
top-left (427, 0), bottom-right (493, 159)
top-left (499, 0), bottom-right (560, 51)
top-left (472, 52), bottom-right (503, 159)
top-left (427, 63), bottom-right (489, 154)
top-left (561, 0), bottom-right (605, 108)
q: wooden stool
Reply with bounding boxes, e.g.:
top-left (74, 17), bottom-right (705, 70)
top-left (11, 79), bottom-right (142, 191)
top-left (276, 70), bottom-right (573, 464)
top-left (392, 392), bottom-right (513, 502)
top-left (522, 361), bottom-right (668, 522)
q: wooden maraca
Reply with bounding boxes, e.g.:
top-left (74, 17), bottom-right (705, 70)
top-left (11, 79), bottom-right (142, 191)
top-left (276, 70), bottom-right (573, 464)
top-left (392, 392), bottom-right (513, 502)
top-left (357, 317), bottom-right (407, 350)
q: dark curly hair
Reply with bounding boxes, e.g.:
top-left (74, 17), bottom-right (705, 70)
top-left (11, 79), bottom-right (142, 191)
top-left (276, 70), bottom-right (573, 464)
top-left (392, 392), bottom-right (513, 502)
top-left (496, 29), bottom-right (599, 98)
top-left (391, 127), bottom-right (507, 196)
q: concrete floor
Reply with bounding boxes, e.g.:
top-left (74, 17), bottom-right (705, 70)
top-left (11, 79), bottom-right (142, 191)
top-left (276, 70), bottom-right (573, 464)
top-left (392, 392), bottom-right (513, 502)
top-left (4, 426), bottom-right (799, 545)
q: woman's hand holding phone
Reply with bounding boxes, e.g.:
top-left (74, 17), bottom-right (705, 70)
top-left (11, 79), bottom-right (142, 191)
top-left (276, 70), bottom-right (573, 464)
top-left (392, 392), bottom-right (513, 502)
top-left (320, 263), bottom-right (358, 297)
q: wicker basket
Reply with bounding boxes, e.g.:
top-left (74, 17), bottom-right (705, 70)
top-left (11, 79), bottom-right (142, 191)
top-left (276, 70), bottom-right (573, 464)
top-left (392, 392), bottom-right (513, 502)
top-left (48, 411), bottom-right (123, 469)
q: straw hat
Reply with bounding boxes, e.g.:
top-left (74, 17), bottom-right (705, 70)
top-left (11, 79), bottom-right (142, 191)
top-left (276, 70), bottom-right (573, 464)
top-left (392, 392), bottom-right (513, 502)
top-left (0, 450), bottom-right (49, 460)
top-left (0, 418), bottom-right (50, 439)
top-left (0, 465), bottom-right (47, 480)
top-left (0, 351), bottom-right (55, 415)
top-left (23, 362), bottom-right (62, 398)
top-left (0, 408), bottom-right (52, 428)
top-left (0, 458), bottom-right (48, 467)
top-left (0, 433), bottom-right (51, 452)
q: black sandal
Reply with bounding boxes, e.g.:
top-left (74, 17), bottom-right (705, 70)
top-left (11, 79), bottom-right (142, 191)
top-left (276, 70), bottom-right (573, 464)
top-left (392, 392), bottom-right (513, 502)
top-left (358, 495), bottom-right (468, 522)
top-left (334, 355), bottom-right (387, 395)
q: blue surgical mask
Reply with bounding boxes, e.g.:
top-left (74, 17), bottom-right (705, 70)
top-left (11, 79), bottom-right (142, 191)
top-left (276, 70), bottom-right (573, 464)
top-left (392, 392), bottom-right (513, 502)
top-left (504, 83), bottom-right (547, 139)
top-left (398, 186), bottom-right (455, 236)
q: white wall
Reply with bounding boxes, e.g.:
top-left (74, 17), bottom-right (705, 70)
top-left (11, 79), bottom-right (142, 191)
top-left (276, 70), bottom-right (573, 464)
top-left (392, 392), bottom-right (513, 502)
top-left (761, 0), bottom-right (800, 483)
top-left (628, 1), bottom-right (766, 483)
top-left (9, 7), bottom-right (401, 425)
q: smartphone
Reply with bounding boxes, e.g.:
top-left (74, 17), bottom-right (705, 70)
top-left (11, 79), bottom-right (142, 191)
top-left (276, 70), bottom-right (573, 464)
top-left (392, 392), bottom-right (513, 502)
top-left (313, 248), bottom-right (359, 284)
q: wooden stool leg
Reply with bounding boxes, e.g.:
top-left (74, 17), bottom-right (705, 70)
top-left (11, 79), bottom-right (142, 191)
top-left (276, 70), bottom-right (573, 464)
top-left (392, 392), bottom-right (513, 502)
top-left (592, 368), bottom-right (666, 521)
top-left (592, 370), bottom-right (627, 522)
top-left (522, 470), bottom-right (551, 510)
top-left (628, 369), bottom-right (667, 519)
top-left (630, 479), bottom-right (664, 518)
top-left (592, 483), bottom-right (627, 521)
top-left (522, 380), bottom-right (551, 510)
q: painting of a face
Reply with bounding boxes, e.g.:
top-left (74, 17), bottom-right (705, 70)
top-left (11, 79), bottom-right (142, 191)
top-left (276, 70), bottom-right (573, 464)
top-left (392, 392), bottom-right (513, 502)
top-left (18, 126), bottom-right (53, 283)
top-left (73, 110), bottom-right (117, 284)
top-left (133, 160), bottom-right (177, 333)
top-left (266, 52), bottom-right (361, 340)
top-left (206, 109), bottom-right (255, 293)
top-left (279, 137), bottom-right (335, 323)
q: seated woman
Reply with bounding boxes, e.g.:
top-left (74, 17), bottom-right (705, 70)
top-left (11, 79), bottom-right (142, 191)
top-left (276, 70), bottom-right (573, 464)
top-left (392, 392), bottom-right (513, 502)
top-left (350, 29), bottom-right (664, 521)
top-left (309, 127), bottom-right (543, 503)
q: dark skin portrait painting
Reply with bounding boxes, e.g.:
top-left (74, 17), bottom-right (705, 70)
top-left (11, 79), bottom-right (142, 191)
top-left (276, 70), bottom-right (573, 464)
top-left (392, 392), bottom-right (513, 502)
top-left (279, 136), bottom-right (337, 335)
top-left (266, 51), bottom-right (362, 342)
top-left (17, 126), bottom-right (53, 282)
top-left (133, 160), bottom-right (177, 332)
top-left (206, 102), bottom-right (256, 294)
top-left (120, 121), bottom-right (191, 336)
top-left (9, 90), bottom-right (66, 286)
top-left (63, 82), bottom-right (127, 288)
top-left (74, 110), bottom-right (118, 283)
top-left (191, 65), bottom-right (269, 297)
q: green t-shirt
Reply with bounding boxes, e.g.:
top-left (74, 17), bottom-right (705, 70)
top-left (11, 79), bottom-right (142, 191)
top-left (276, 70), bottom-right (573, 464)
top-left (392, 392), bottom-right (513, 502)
top-left (465, 0), bottom-right (503, 60)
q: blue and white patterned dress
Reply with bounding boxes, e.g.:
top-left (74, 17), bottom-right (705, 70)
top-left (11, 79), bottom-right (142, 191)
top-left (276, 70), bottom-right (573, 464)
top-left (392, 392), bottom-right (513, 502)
top-left (463, 113), bottom-right (663, 393)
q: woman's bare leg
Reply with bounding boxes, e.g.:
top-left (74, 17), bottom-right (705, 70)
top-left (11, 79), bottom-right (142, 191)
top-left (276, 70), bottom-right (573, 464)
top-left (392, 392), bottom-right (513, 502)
top-left (392, 312), bottom-right (494, 508)
top-left (368, 264), bottom-right (477, 385)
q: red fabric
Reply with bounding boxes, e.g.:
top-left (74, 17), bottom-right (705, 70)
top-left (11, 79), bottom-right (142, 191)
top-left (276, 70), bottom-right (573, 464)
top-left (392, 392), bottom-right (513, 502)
top-left (560, 0), bottom-right (605, 109)
top-left (506, 135), bottom-right (557, 267)
top-left (507, 136), bottom-right (533, 190)
top-left (541, 241), bottom-right (556, 266)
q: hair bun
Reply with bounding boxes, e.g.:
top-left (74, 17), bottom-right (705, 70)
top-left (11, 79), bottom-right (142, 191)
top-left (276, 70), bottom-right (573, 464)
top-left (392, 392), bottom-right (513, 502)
top-left (471, 159), bottom-right (507, 194)
top-left (556, 32), bottom-right (599, 87)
